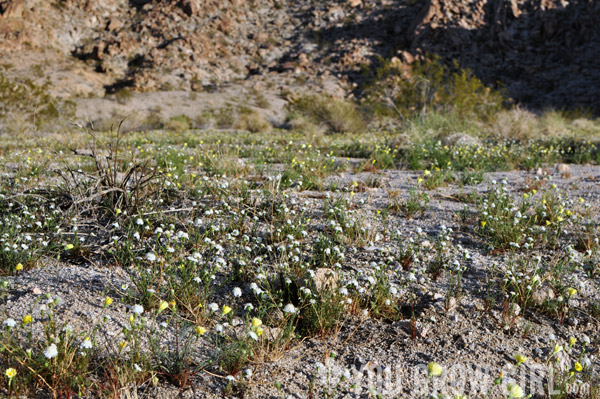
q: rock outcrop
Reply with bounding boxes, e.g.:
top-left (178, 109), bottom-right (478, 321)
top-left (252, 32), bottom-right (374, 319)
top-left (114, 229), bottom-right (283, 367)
top-left (0, 0), bottom-right (598, 113)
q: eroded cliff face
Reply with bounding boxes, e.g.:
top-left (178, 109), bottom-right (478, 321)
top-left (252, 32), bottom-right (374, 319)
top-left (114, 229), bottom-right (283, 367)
top-left (0, 0), bottom-right (598, 112)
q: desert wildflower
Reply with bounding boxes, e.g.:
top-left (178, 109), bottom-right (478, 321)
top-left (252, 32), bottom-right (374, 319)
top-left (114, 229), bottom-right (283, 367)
top-left (5, 368), bottom-right (16, 379)
top-left (481, 221), bottom-right (487, 228)
top-left (222, 305), bottom-right (232, 316)
top-left (44, 343), bottom-right (58, 359)
top-left (514, 353), bottom-right (528, 366)
top-left (232, 287), bottom-right (242, 297)
top-left (64, 244), bottom-right (74, 250)
top-left (208, 303), bottom-right (219, 312)
top-left (569, 337), bottom-right (576, 347)
top-left (506, 383), bottom-right (524, 398)
top-left (195, 326), bottom-right (207, 336)
top-left (157, 300), bottom-right (169, 314)
top-left (3, 318), bottom-right (16, 328)
top-left (251, 317), bottom-right (262, 328)
top-left (567, 288), bottom-right (577, 297)
top-left (283, 303), bottom-right (297, 314)
top-left (22, 315), bottom-right (32, 325)
top-left (574, 362), bottom-right (583, 372)
top-left (80, 337), bottom-right (93, 349)
top-left (104, 297), bottom-right (113, 307)
top-left (132, 304), bottom-right (144, 315)
top-left (427, 362), bottom-right (443, 377)
top-left (15, 263), bottom-right (23, 271)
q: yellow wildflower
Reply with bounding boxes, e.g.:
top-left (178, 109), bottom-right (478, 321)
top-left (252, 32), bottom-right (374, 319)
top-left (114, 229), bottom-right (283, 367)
top-left (195, 326), bottom-right (207, 335)
top-left (5, 368), bottom-right (16, 379)
top-left (507, 383), bottom-right (524, 398)
top-left (427, 362), bottom-right (443, 377)
top-left (251, 318), bottom-right (262, 328)
top-left (157, 301), bottom-right (169, 313)
top-left (514, 353), bottom-right (528, 366)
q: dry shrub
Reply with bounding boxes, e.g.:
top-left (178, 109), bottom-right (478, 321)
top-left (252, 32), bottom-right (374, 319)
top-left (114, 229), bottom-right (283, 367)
top-left (234, 111), bottom-right (271, 133)
top-left (488, 107), bottom-right (539, 141)
top-left (164, 115), bottom-right (191, 132)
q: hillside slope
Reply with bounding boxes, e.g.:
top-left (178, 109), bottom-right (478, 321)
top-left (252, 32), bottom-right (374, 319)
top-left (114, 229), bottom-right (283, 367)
top-left (0, 0), bottom-right (598, 112)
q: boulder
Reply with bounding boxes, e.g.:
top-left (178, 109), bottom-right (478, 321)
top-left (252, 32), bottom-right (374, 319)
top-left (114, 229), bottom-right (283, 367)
top-left (179, 0), bottom-right (199, 16)
top-left (0, 0), bottom-right (24, 19)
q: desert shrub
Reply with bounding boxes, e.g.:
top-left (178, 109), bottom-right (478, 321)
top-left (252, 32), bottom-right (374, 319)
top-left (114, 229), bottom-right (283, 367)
top-left (289, 94), bottom-right (367, 134)
top-left (164, 114), bottom-right (192, 131)
top-left (113, 87), bottom-right (134, 104)
top-left (362, 55), bottom-right (505, 124)
top-left (234, 110), bottom-right (271, 133)
top-left (487, 107), bottom-right (540, 141)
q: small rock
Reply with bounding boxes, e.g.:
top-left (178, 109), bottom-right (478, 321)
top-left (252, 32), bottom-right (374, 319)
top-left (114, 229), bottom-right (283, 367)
top-left (305, 268), bottom-right (337, 293)
top-left (567, 317), bottom-right (578, 326)
top-left (447, 297), bottom-right (458, 310)
top-left (263, 326), bottom-right (283, 341)
top-left (107, 17), bottom-right (124, 31)
top-left (531, 286), bottom-right (554, 305)
top-left (442, 133), bottom-right (481, 147)
top-left (509, 303), bottom-right (521, 316)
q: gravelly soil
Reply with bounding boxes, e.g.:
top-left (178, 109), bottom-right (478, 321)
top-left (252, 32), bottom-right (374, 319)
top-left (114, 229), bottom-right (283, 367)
top-left (3, 163), bottom-right (599, 399)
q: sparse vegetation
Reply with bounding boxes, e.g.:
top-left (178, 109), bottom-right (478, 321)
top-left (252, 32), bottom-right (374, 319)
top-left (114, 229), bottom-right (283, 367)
top-left (0, 72), bottom-right (75, 133)
top-left (289, 94), bottom-right (367, 134)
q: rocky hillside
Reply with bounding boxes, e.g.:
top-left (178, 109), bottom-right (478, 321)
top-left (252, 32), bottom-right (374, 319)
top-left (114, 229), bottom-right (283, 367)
top-left (0, 0), bottom-right (599, 113)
